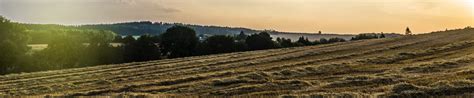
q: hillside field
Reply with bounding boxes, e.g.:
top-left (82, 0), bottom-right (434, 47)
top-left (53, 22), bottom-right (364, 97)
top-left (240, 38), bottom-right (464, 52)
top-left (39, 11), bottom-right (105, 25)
top-left (2, 28), bottom-right (474, 97)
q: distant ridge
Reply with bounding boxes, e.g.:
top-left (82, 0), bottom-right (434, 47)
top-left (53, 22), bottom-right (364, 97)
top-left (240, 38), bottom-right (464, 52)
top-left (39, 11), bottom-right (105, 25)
top-left (77, 21), bottom-right (402, 41)
top-left (78, 21), bottom-right (259, 35)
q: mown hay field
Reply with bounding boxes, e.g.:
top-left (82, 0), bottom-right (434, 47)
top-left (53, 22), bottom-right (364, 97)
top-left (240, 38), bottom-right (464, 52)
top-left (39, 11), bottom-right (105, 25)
top-left (2, 28), bottom-right (474, 97)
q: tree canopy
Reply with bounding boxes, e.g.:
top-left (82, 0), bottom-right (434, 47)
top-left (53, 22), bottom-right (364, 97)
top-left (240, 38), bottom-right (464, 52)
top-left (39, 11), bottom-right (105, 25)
top-left (160, 25), bottom-right (199, 58)
top-left (202, 35), bottom-right (236, 54)
top-left (246, 32), bottom-right (276, 50)
top-left (0, 17), bottom-right (28, 74)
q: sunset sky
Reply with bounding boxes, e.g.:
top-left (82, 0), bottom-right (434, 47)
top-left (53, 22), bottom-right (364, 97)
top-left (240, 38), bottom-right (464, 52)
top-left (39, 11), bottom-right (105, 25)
top-left (0, 0), bottom-right (473, 34)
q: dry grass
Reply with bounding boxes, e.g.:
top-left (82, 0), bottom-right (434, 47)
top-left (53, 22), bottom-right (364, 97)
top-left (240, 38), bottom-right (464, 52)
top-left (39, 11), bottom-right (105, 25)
top-left (2, 29), bottom-right (474, 97)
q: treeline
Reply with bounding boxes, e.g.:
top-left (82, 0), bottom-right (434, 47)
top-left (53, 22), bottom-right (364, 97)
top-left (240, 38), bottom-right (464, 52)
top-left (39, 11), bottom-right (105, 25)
top-left (114, 29), bottom-right (349, 58)
top-left (351, 33), bottom-right (386, 41)
top-left (78, 21), bottom-right (259, 36)
top-left (0, 16), bottom-right (385, 74)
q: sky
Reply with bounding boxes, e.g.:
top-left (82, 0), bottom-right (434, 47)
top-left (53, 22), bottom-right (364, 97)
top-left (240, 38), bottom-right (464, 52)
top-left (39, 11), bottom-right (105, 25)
top-left (0, 0), bottom-right (473, 34)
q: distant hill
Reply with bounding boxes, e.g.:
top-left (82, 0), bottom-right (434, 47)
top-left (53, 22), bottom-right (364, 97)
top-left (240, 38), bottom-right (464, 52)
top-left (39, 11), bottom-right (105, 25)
top-left (78, 21), bottom-right (401, 41)
top-left (21, 22), bottom-right (402, 43)
top-left (78, 21), bottom-right (259, 36)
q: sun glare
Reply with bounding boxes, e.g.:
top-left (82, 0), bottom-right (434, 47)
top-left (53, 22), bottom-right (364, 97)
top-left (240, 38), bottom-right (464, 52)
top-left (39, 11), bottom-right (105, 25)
top-left (465, 0), bottom-right (474, 16)
top-left (467, 0), bottom-right (474, 8)
top-left (470, 0), bottom-right (474, 8)
top-left (471, 0), bottom-right (474, 15)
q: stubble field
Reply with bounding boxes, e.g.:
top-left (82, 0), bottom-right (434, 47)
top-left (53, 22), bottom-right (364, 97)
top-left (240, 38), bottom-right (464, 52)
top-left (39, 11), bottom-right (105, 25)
top-left (2, 28), bottom-right (474, 97)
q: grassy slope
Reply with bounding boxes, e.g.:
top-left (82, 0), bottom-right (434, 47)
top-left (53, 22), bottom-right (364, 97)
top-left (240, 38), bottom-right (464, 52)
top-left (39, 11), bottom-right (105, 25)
top-left (1, 28), bottom-right (474, 97)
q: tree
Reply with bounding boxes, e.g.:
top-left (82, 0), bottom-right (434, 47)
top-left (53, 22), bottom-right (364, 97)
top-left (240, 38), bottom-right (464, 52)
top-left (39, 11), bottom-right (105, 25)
top-left (318, 31), bottom-right (322, 34)
top-left (379, 32), bottom-right (386, 38)
top-left (122, 35), bottom-right (136, 44)
top-left (236, 31), bottom-right (248, 41)
top-left (406, 27), bottom-right (412, 35)
top-left (235, 41), bottom-right (249, 51)
top-left (297, 36), bottom-right (312, 46)
top-left (351, 33), bottom-right (379, 41)
top-left (84, 30), bottom-right (123, 66)
top-left (328, 37), bottom-right (346, 43)
top-left (202, 35), bottom-right (236, 54)
top-left (34, 35), bottom-right (87, 69)
top-left (279, 38), bottom-right (294, 47)
top-left (319, 38), bottom-right (329, 44)
top-left (246, 32), bottom-right (276, 50)
top-left (124, 35), bottom-right (161, 62)
top-left (112, 35), bottom-right (123, 43)
top-left (312, 40), bottom-right (321, 45)
top-left (0, 16), bottom-right (28, 74)
top-left (87, 30), bottom-right (116, 47)
top-left (160, 25), bottom-right (199, 58)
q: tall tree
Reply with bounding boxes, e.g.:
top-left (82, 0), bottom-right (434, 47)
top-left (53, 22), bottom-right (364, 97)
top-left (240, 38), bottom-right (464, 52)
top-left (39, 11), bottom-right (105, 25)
top-left (236, 31), bottom-right (248, 41)
top-left (246, 32), bottom-right (276, 50)
top-left (202, 35), bottom-right (236, 54)
top-left (124, 35), bottom-right (161, 62)
top-left (160, 25), bottom-right (199, 58)
top-left (0, 16), bottom-right (28, 74)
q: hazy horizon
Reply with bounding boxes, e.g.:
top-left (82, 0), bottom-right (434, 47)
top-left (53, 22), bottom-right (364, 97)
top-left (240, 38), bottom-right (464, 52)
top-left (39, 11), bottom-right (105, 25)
top-left (1, 0), bottom-right (473, 34)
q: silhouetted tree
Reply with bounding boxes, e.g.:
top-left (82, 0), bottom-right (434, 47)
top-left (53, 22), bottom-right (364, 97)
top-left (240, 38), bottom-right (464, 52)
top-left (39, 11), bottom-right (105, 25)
top-left (351, 33), bottom-right (379, 41)
top-left (202, 35), bottom-right (236, 54)
top-left (276, 37), bottom-right (293, 48)
top-left (406, 27), bottom-right (412, 35)
top-left (328, 37), bottom-right (346, 43)
top-left (297, 36), bottom-right (312, 46)
top-left (380, 32), bottom-right (386, 38)
top-left (124, 35), bottom-right (161, 62)
top-left (84, 44), bottom-right (124, 66)
top-left (235, 41), bottom-right (249, 51)
top-left (246, 32), bottom-right (276, 50)
top-left (236, 31), bottom-right (248, 41)
top-left (160, 25), bottom-right (199, 58)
